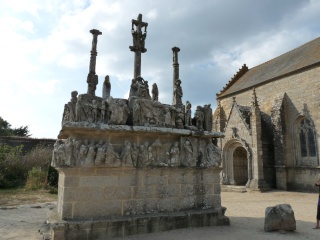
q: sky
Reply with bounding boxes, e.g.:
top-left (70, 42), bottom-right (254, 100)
top-left (0, 0), bottom-right (320, 139)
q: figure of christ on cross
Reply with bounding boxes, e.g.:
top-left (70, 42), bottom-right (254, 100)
top-left (129, 14), bottom-right (148, 80)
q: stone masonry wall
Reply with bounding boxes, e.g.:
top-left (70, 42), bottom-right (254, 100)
top-left (58, 167), bottom-right (221, 220)
top-left (218, 66), bottom-right (320, 190)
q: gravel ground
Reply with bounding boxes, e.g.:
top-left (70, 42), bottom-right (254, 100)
top-left (0, 190), bottom-right (319, 239)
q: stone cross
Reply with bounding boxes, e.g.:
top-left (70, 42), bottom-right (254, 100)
top-left (87, 29), bottom-right (102, 96)
top-left (129, 14), bottom-right (148, 79)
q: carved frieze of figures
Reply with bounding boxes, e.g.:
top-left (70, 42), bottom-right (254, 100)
top-left (52, 136), bottom-right (221, 169)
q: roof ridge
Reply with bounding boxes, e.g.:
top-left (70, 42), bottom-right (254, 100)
top-left (217, 64), bottom-right (248, 96)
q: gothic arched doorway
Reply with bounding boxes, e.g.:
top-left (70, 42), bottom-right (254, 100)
top-left (233, 146), bottom-right (248, 185)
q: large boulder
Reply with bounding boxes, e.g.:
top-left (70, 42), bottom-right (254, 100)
top-left (264, 204), bottom-right (296, 232)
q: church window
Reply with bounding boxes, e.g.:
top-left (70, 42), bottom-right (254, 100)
top-left (296, 117), bottom-right (317, 166)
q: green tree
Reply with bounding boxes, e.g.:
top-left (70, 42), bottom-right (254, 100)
top-left (0, 117), bottom-right (31, 137)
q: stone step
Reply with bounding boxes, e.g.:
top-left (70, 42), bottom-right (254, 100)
top-left (221, 185), bottom-right (247, 193)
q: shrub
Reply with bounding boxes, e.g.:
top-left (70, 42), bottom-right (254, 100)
top-left (0, 143), bottom-right (56, 189)
top-left (25, 167), bottom-right (47, 190)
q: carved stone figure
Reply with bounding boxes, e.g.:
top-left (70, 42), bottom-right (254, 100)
top-left (195, 106), bottom-right (204, 130)
top-left (105, 143), bottom-right (120, 166)
top-left (52, 140), bottom-right (63, 167)
top-left (131, 143), bottom-right (139, 166)
top-left (203, 104), bottom-right (213, 131)
top-left (182, 140), bottom-right (193, 167)
top-left (79, 140), bottom-right (89, 165)
top-left (100, 101), bottom-right (106, 123)
top-left (164, 105), bottom-right (175, 127)
top-left (67, 91), bottom-right (78, 122)
top-left (185, 101), bottom-right (192, 127)
top-left (130, 76), bottom-right (151, 99)
top-left (137, 142), bottom-right (148, 167)
top-left (206, 138), bottom-right (221, 166)
top-left (62, 105), bottom-right (70, 123)
top-left (107, 98), bottom-right (129, 125)
top-left (92, 100), bottom-right (98, 123)
top-left (175, 107), bottom-right (184, 129)
top-left (73, 140), bottom-right (81, 165)
top-left (57, 142), bottom-right (66, 166)
top-left (152, 83), bottom-right (159, 101)
top-left (121, 140), bottom-right (133, 166)
top-left (95, 141), bottom-right (106, 165)
top-left (102, 75), bottom-right (111, 99)
top-left (64, 138), bottom-right (73, 166)
top-left (169, 142), bottom-right (180, 166)
top-left (85, 140), bottom-right (96, 166)
top-left (173, 79), bottom-right (183, 106)
top-left (146, 146), bottom-right (154, 166)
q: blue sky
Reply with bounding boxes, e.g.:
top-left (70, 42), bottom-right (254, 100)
top-left (0, 0), bottom-right (319, 138)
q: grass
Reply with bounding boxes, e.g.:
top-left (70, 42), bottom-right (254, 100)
top-left (0, 188), bottom-right (57, 206)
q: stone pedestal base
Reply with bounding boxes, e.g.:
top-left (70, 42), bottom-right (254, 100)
top-left (43, 208), bottom-right (229, 239)
top-left (246, 179), bottom-right (270, 192)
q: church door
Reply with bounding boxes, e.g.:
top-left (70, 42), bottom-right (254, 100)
top-left (233, 147), bottom-right (248, 185)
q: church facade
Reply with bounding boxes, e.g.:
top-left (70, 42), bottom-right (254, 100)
top-left (213, 37), bottom-right (320, 192)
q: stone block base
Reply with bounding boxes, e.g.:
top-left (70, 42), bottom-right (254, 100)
top-left (43, 208), bottom-right (229, 239)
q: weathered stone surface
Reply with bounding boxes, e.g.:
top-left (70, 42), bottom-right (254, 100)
top-left (264, 204), bottom-right (296, 232)
top-left (50, 12), bottom-right (228, 240)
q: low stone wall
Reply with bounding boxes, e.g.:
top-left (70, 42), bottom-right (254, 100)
top-left (0, 136), bottom-right (55, 153)
top-left (276, 166), bottom-right (320, 192)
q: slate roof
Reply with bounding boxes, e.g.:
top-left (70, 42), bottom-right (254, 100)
top-left (217, 37), bottom-right (320, 98)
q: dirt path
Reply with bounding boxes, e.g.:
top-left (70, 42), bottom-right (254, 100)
top-left (0, 190), bottom-right (319, 239)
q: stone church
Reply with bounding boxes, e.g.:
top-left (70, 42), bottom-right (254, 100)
top-left (213, 37), bottom-right (320, 192)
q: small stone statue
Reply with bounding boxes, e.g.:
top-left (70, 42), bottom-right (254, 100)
top-left (203, 104), bottom-right (213, 131)
top-left (175, 107), bottom-right (184, 129)
top-left (185, 101), bottom-right (192, 126)
top-left (100, 101), bottom-right (106, 123)
top-left (131, 143), bottom-right (139, 166)
top-left (146, 146), bottom-right (155, 166)
top-left (85, 140), bottom-right (96, 166)
top-left (173, 79), bottom-right (183, 106)
top-left (152, 83), bottom-right (159, 101)
top-left (79, 140), bottom-right (89, 165)
top-left (87, 73), bottom-right (98, 96)
top-left (92, 100), bottom-right (98, 123)
top-left (67, 91), bottom-right (78, 122)
top-left (195, 106), bottom-right (204, 130)
top-left (103, 75), bottom-right (111, 99)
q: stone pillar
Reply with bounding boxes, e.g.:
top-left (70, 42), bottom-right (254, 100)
top-left (172, 47), bottom-right (180, 104)
top-left (248, 88), bottom-right (269, 191)
top-left (87, 29), bottom-right (102, 96)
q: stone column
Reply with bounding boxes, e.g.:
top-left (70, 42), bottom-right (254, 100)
top-left (172, 47), bottom-right (180, 104)
top-left (87, 29), bottom-right (102, 96)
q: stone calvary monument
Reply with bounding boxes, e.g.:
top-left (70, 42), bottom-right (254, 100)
top-left (47, 14), bottom-right (229, 239)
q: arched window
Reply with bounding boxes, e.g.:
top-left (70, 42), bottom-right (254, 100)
top-left (295, 117), bottom-right (317, 166)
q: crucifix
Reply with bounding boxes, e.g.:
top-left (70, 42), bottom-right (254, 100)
top-left (129, 14), bottom-right (148, 79)
top-left (87, 29), bottom-right (102, 96)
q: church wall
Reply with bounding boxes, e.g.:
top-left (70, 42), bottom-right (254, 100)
top-left (218, 65), bottom-right (320, 191)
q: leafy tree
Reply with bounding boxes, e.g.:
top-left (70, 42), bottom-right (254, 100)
top-left (0, 116), bottom-right (31, 137)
